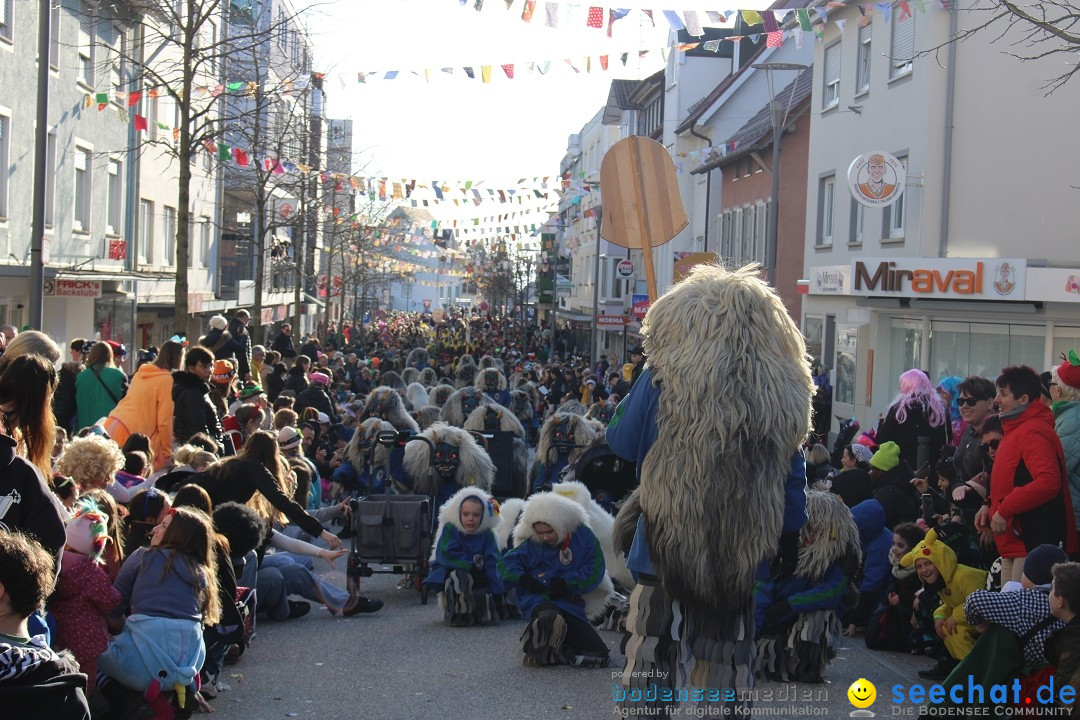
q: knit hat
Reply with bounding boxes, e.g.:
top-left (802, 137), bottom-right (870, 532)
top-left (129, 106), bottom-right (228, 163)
top-left (212, 359), bottom-right (236, 384)
top-left (1022, 544), bottom-right (1068, 586)
top-left (1058, 349), bottom-right (1080, 390)
top-left (310, 371), bottom-right (330, 386)
top-left (209, 315), bottom-right (228, 331)
top-left (849, 443), bottom-right (874, 465)
top-left (869, 441), bottom-right (900, 472)
top-left (65, 498), bottom-right (110, 564)
top-left (238, 385), bottom-right (264, 400)
top-left (277, 426), bottom-right (302, 451)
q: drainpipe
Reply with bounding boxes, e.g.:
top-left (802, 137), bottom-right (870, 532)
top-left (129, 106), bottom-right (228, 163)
top-left (938, 8), bottom-right (958, 258)
top-left (689, 127), bottom-right (712, 252)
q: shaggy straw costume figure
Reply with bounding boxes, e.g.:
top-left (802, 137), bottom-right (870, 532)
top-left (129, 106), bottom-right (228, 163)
top-left (405, 382), bottom-right (431, 412)
top-left (475, 368), bottom-right (511, 407)
top-left (333, 418), bottom-right (403, 494)
top-left (418, 367), bottom-right (439, 388)
top-left (454, 356), bottom-right (478, 389)
top-left (403, 422), bottom-right (495, 509)
top-left (509, 388), bottom-right (539, 446)
top-left (464, 403), bottom-right (529, 498)
top-left (607, 264), bottom-right (814, 716)
top-left (360, 387), bottom-right (420, 434)
top-left (406, 347), bottom-right (430, 371)
top-left (428, 384), bottom-right (456, 408)
top-left (439, 387), bottom-right (491, 428)
top-left (531, 412), bottom-right (596, 493)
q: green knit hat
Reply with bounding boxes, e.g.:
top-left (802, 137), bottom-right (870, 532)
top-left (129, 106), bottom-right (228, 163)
top-left (869, 441), bottom-right (901, 472)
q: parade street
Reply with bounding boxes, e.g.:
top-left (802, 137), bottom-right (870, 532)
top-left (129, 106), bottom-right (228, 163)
top-left (206, 570), bottom-right (932, 719)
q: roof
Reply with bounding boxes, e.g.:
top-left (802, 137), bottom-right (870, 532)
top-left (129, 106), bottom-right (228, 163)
top-left (691, 66), bottom-right (813, 175)
top-left (674, 44), bottom-right (767, 135)
top-left (602, 80), bottom-right (641, 124)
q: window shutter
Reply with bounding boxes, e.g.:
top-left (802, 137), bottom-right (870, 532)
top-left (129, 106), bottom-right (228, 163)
top-left (859, 23), bottom-right (872, 44)
top-left (824, 44), bottom-right (841, 85)
top-left (892, 14), bottom-right (915, 64)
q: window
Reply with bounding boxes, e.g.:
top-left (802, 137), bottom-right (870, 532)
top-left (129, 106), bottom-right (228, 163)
top-left (0, 115), bottom-right (8, 219)
top-left (138, 199), bottom-right (153, 262)
top-left (754, 160), bottom-right (763, 174)
top-left (188, 218), bottom-right (194, 267)
top-left (44, 129), bottom-right (56, 226)
top-left (929, 322), bottom-right (1043, 383)
top-left (207, 20), bottom-right (218, 73)
top-left (890, 10), bottom-right (915, 78)
top-left (49, 2), bottom-right (60, 68)
top-left (200, 217), bottom-right (211, 267)
top-left (754, 202), bottom-right (767, 264)
top-left (817, 175), bottom-right (835, 246)
top-left (107, 159), bottom-right (122, 235)
top-left (110, 26), bottom-right (126, 98)
top-left (0, 0), bottom-right (11, 43)
top-left (163, 206), bottom-right (176, 265)
top-left (719, 210), bottom-right (734, 259)
top-left (743, 158), bottom-right (752, 177)
top-left (610, 264), bottom-right (623, 299)
top-left (823, 42), bottom-right (841, 109)
top-left (857, 23), bottom-right (872, 93)
top-left (73, 145), bottom-right (92, 232)
top-left (740, 205), bottom-right (754, 263)
top-left (849, 199), bottom-right (864, 245)
top-left (77, 5), bottom-right (94, 86)
top-left (882, 157), bottom-right (907, 239)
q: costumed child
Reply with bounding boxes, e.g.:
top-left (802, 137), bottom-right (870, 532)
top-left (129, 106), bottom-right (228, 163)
top-left (49, 498), bottom-right (122, 692)
top-left (500, 492), bottom-right (612, 668)
top-left (901, 526), bottom-right (988, 680)
top-left (530, 412), bottom-right (595, 494)
top-left (754, 491), bottom-right (861, 683)
top-left (424, 487), bottom-right (505, 626)
top-left (865, 521), bottom-right (925, 652)
top-left (97, 507), bottom-right (221, 720)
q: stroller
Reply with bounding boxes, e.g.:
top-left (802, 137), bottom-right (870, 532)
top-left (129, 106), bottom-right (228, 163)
top-left (557, 431), bottom-right (638, 513)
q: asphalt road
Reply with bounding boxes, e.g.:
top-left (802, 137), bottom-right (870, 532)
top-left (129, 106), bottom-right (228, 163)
top-left (204, 564), bottom-right (939, 720)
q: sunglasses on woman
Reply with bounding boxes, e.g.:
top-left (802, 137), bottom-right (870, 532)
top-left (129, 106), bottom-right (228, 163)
top-left (957, 396), bottom-right (985, 407)
top-left (980, 438), bottom-right (1001, 451)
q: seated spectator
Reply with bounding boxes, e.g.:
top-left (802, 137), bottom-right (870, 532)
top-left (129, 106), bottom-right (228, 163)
top-left (1047, 562), bottom-right (1080, 693)
top-left (831, 444), bottom-right (874, 508)
top-left (865, 522), bottom-right (925, 651)
top-left (868, 441), bottom-right (920, 529)
top-left (804, 443), bottom-right (833, 487)
top-left (848, 499), bottom-right (893, 634)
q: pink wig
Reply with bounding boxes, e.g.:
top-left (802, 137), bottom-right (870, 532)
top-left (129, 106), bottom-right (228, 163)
top-left (890, 368), bottom-right (947, 428)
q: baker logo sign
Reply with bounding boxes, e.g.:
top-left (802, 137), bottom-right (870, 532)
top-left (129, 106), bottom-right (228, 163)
top-left (992, 262), bottom-right (1018, 296)
top-left (43, 279), bottom-right (103, 298)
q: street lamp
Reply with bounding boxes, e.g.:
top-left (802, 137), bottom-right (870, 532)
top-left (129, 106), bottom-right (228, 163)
top-left (751, 62), bottom-right (809, 287)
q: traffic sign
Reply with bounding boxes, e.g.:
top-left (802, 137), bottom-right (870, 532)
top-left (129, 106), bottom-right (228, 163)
top-left (631, 294), bottom-right (650, 320)
top-left (616, 259), bottom-right (635, 278)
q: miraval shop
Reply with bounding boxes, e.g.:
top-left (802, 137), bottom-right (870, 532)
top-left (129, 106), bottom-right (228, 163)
top-left (800, 257), bottom-right (1080, 441)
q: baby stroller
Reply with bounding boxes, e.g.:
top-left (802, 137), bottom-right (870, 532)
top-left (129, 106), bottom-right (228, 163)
top-left (557, 432), bottom-right (638, 514)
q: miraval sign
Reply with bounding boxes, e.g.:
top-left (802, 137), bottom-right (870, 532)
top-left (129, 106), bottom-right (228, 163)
top-left (851, 258), bottom-right (1027, 300)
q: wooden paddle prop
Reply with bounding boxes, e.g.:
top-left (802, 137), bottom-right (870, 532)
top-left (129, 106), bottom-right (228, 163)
top-left (599, 136), bottom-right (688, 300)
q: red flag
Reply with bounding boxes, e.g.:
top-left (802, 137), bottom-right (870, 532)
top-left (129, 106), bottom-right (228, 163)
top-left (134, 114), bottom-right (148, 132)
top-left (766, 31), bottom-right (783, 48)
top-left (521, 0), bottom-right (535, 21)
top-left (501, 64), bottom-right (514, 79)
top-left (586, 6), bottom-right (603, 28)
top-left (898, 0), bottom-right (913, 19)
top-left (600, 55), bottom-right (609, 70)
top-left (128, 90), bottom-right (142, 107)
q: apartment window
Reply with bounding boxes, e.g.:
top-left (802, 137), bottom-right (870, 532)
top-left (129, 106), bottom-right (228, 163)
top-left (77, 5), bottom-right (94, 86)
top-left (743, 158), bottom-right (752, 178)
top-left (740, 206), bottom-right (754, 263)
top-left (44, 129), bottom-right (56, 226)
top-left (754, 160), bottom-right (763, 174)
top-left (754, 202), bottom-right (767, 264)
top-left (110, 26), bottom-right (126, 98)
top-left (891, 10), bottom-right (915, 78)
top-left (207, 20), bottom-right (218, 73)
top-left (857, 23), bottom-right (872, 93)
top-left (187, 218), bottom-right (194, 267)
top-left (200, 217), bottom-right (211, 268)
top-left (823, 42), bottom-right (840, 109)
top-left (883, 158), bottom-right (908, 238)
top-left (73, 145), bottom-right (92, 232)
top-left (849, 199), bottom-right (864, 245)
top-left (49, 2), bottom-right (60, 68)
top-left (106, 159), bottom-right (122, 235)
top-left (0, 0), bottom-right (11, 43)
top-left (138, 199), bottom-right (153, 262)
top-left (817, 175), bottom-right (835, 246)
top-left (0, 115), bottom-right (8, 219)
top-left (610, 264), bottom-right (623, 299)
top-left (163, 206), bottom-right (177, 265)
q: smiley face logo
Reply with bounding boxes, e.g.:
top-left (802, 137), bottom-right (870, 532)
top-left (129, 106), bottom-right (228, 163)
top-left (848, 678), bottom-right (877, 710)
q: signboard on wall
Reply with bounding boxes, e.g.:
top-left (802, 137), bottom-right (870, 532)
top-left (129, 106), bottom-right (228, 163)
top-left (631, 294), bottom-right (650, 320)
top-left (1024, 267), bottom-right (1080, 303)
top-left (44, 279), bottom-right (103, 298)
top-left (849, 258), bottom-right (1027, 300)
top-left (810, 266), bottom-right (849, 295)
top-left (596, 314), bottom-right (630, 329)
top-left (847, 151), bottom-right (906, 208)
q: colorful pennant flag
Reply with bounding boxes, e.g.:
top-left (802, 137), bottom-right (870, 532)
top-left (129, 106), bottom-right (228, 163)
top-left (134, 114), bottom-right (147, 132)
top-left (586, 6), bottom-right (603, 28)
top-left (521, 0), bottom-right (535, 22)
top-left (741, 9), bottom-right (763, 26)
top-left (766, 31), bottom-right (783, 47)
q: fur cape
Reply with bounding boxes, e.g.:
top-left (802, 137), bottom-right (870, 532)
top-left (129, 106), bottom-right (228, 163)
top-left (552, 479), bottom-right (634, 590)
top-left (612, 487), bottom-right (642, 557)
top-left (418, 367), bottom-right (438, 387)
top-left (412, 406), bottom-right (442, 430)
top-left (479, 354), bottom-right (503, 372)
top-left (509, 389), bottom-right (535, 427)
top-left (556, 399), bottom-right (587, 416)
top-left (405, 382), bottom-right (431, 411)
top-left (361, 387), bottom-right (420, 433)
top-left (798, 491), bottom-right (862, 582)
top-left (585, 400), bottom-right (617, 424)
top-left (494, 497), bottom-right (526, 552)
top-left (511, 492), bottom-right (615, 620)
top-left (429, 486), bottom-right (501, 562)
top-left (454, 363), bottom-right (478, 389)
top-left (428, 384), bottom-right (456, 408)
top-left (406, 347), bottom-right (430, 370)
top-left (439, 387), bottom-right (491, 428)
top-left (402, 367), bottom-right (420, 386)
top-left (456, 355), bottom-right (476, 371)
top-left (344, 417), bottom-right (394, 473)
top-left (636, 263), bottom-right (814, 616)
top-left (536, 412), bottom-right (595, 469)
top-left (463, 403), bottom-right (526, 438)
top-left (377, 370), bottom-right (407, 395)
top-left (474, 367), bottom-right (508, 393)
top-left (403, 422), bottom-right (495, 496)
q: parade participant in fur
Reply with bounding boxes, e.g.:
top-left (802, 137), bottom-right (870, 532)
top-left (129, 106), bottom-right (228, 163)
top-left (412, 406), bottom-right (442, 431)
top-left (585, 400), bottom-right (617, 425)
top-left (403, 422), bottom-right (495, 509)
top-left (401, 367), bottom-right (419, 386)
top-left (607, 264), bottom-right (813, 715)
top-left (425, 487), bottom-right (505, 626)
top-left (475, 368), bottom-right (511, 407)
top-left (332, 418), bottom-right (404, 494)
top-left (754, 491), bottom-right (861, 683)
top-left (479, 354), bottom-right (502, 372)
top-left (454, 356), bottom-right (478, 389)
top-left (552, 479), bottom-right (633, 591)
top-left (428, 384), bottom-right (456, 408)
top-left (377, 371), bottom-right (407, 397)
top-left (464, 403), bottom-right (528, 498)
top-left (501, 492), bottom-right (612, 668)
top-left (494, 498), bottom-right (526, 553)
top-left (556, 399), bottom-right (587, 416)
top-left (406, 347), bottom-right (430, 371)
top-left (439, 387), bottom-right (490, 428)
top-left (418, 367), bottom-right (438, 388)
top-left (360, 387), bottom-right (420, 434)
top-left (530, 412), bottom-right (595, 494)
top-left (405, 383), bottom-right (430, 412)
top-left (509, 389), bottom-right (538, 446)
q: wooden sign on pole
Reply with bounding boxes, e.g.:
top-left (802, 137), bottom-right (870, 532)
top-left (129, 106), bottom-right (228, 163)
top-left (599, 136), bottom-right (688, 301)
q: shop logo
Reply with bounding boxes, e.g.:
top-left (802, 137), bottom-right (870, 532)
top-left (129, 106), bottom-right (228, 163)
top-left (992, 262), bottom-right (1018, 296)
top-left (1065, 275), bottom-right (1080, 295)
top-left (848, 678), bottom-right (876, 717)
top-left (854, 261), bottom-right (983, 295)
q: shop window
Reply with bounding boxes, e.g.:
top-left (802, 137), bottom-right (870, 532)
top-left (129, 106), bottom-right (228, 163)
top-left (929, 321), bottom-right (1044, 383)
top-left (888, 319), bottom-right (923, 393)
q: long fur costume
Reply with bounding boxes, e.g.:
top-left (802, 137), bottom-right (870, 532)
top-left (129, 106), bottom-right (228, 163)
top-left (402, 367), bottom-right (420, 386)
top-left (532, 412), bottom-right (595, 481)
top-left (428, 384), bottom-right (456, 408)
top-left (402, 422), bottom-right (495, 497)
top-left (412, 406), bottom-right (442, 431)
top-left (494, 497), bottom-right (526, 553)
top-left (439, 387), bottom-right (491, 428)
top-left (428, 487), bottom-right (503, 626)
top-left (474, 367), bottom-right (508, 393)
top-left (511, 492), bottom-right (615, 621)
top-left (509, 389), bottom-right (535, 430)
top-left (585, 400), bottom-right (617, 424)
top-left (405, 382), bottom-right (431, 412)
top-left (377, 370), bottom-right (407, 396)
top-left (556, 399), bottom-right (587, 416)
top-left (464, 403), bottom-right (529, 496)
top-left (552, 479), bottom-right (634, 591)
top-left (360, 387), bottom-right (420, 434)
top-left (454, 362), bottom-right (479, 390)
top-left (344, 417), bottom-right (395, 479)
top-left (635, 264), bottom-right (814, 617)
top-left (406, 347), bottom-right (430, 370)
top-left (418, 367), bottom-right (438, 388)
top-left (479, 354), bottom-right (504, 372)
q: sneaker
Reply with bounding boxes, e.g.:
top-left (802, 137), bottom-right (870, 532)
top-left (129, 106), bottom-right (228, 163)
top-left (288, 600), bottom-right (312, 619)
top-left (917, 657), bottom-right (958, 681)
top-left (343, 596), bottom-right (384, 616)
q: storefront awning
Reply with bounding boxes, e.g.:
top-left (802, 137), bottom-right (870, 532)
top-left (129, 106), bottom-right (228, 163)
top-left (557, 310), bottom-right (593, 323)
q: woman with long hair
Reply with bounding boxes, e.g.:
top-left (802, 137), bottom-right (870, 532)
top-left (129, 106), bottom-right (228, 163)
top-left (0, 353), bottom-right (60, 481)
top-left (104, 340), bottom-right (182, 471)
top-left (877, 369), bottom-right (950, 472)
top-left (192, 431), bottom-right (342, 550)
top-left (75, 341), bottom-right (128, 432)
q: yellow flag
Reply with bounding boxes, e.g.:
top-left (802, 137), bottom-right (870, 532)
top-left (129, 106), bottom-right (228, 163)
top-left (481, 65), bottom-right (492, 83)
top-left (741, 9), bottom-right (763, 25)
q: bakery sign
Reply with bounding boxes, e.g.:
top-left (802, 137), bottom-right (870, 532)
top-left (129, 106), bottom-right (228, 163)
top-left (847, 151), bottom-right (906, 208)
top-left (850, 258), bottom-right (1027, 300)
